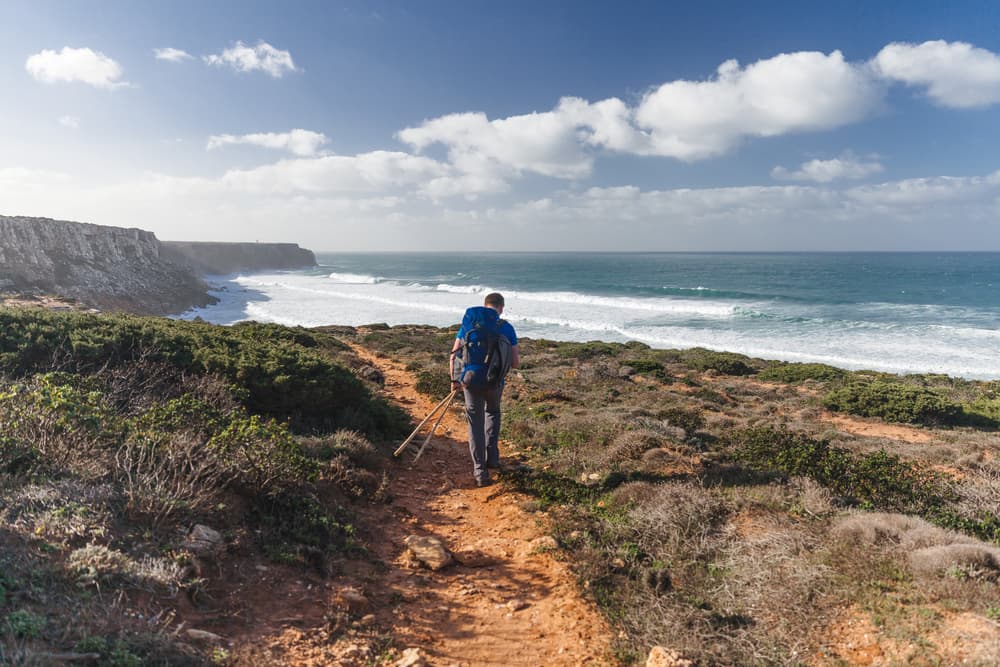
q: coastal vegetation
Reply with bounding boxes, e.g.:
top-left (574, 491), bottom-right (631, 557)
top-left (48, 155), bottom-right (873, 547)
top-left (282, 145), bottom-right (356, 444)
top-left (367, 326), bottom-right (1000, 665)
top-left (3, 311), bottom-right (999, 664)
top-left (0, 309), bottom-right (406, 664)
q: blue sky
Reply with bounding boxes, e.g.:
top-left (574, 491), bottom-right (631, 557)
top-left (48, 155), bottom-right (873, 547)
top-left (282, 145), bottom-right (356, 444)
top-left (2, 0), bottom-right (1000, 250)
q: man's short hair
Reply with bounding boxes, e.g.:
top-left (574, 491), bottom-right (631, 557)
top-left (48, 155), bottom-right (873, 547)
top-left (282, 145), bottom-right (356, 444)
top-left (484, 292), bottom-right (505, 308)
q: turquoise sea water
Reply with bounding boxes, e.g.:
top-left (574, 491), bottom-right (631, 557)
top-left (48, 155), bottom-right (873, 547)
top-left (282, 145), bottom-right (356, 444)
top-left (182, 252), bottom-right (1000, 380)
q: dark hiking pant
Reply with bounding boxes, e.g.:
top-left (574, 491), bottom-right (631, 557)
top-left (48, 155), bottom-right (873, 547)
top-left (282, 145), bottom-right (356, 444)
top-left (463, 382), bottom-right (503, 482)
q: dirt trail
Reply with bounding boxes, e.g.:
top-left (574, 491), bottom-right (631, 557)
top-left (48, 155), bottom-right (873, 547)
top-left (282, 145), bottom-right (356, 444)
top-left (351, 344), bottom-right (613, 665)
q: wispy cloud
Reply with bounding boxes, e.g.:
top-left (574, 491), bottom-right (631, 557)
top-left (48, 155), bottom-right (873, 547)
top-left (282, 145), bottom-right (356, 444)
top-left (207, 129), bottom-right (329, 157)
top-left (204, 41), bottom-right (298, 78)
top-left (872, 40), bottom-right (1000, 108)
top-left (772, 153), bottom-right (884, 183)
top-left (58, 115), bottom-right (80, 129)
top-left (25, 46), bottom-right (129, 89)
top-left (153, 47), bottom-right (193, 63)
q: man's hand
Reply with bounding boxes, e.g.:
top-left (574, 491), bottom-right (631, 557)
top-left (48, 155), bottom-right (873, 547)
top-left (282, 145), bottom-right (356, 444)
top-left (451, 380), bottom-right (463, 391)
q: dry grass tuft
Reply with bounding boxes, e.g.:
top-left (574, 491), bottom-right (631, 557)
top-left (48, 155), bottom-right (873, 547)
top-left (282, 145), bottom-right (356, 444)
top-left (603, 429), bottom-right (665, 466)
top-left (909, 543), bottom-right (1000, 580)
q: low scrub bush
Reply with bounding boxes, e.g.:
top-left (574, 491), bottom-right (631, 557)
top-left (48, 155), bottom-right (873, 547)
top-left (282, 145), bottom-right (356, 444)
top-left (682, 348), bottom-right (757, 376)
top-left (415, 369), bottom-right (451, 399)
top-left (728, 426), bottom-right (950, 514)
top-left (822, 380), bottom-right (963, 426)
top-left (0, 310), bottom-right (407, 437)
top-left (909, 543), bottom-right (1000, 580)
top-left (556, 341), bottom-right (622, 360)
top-left (758, 362), bottom-right (847, 383)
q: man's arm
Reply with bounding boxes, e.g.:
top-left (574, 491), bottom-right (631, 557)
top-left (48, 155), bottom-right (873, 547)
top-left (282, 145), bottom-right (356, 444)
top-left (510, 345), bottom-right (519, 369)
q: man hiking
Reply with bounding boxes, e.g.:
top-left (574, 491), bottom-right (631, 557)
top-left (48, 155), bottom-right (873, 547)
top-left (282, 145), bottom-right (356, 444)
top-left (450, 292), bottom-right (519, 487)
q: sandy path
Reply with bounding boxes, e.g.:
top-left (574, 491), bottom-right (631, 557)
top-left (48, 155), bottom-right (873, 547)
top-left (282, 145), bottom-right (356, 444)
top-left (352, 344), bottom-right (614, 666)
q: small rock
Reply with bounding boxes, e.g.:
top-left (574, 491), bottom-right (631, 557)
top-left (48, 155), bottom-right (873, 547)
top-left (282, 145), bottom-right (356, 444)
top-left (530, 536), bottom-right (558, 551)
top-left (184, 524), bottom-right (224, 557)
top-left (394, 647), bottom-right (427, 667)
top-left (403, 535), bottom-right (453, 570)
top-left (255, 565), bottom-right (269, 572)
top-left (452, 549), bottom-right (497, 568)
top-left (646, 646), bottom-right (694, 667)
top-left (358, 365), bottom-right (385, 385)
top-left (612, 557), bottom-right (626, 569)
top-left (185, 629), bottom-right (225, 645)
top-left (360, 613), bottom-right (376, 625)
top-left (507, 598), bottom-right (529, 611)
top-left (337, 587), bottom-right (370, 611)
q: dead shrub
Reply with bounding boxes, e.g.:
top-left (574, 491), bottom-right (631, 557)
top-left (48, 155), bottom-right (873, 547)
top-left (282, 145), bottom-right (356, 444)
top-left (629, 482), bottom-right (730, 562)
top-left (115, 432), bottom-right (232, 526)
top-left (67, 544), bottom-right (131, 586)
top-left (326, 455), bottom-right (380, 499)
top-left (608, 481), bottom-right (658, 508)
top-left (789, 477), bottom-right (835, 517)
top-left (832, 512), bottom-right (971, 549)
top-left (909, 543), bottom-right (1000, 580)
top-left (604, 429), bottom-right (665, 466)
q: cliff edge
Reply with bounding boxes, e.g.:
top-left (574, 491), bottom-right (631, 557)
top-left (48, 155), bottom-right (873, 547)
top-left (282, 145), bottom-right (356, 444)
top-left (0, 215), bottom-right (316, 315)
top-left (161, 241), bottom-right (316, 275)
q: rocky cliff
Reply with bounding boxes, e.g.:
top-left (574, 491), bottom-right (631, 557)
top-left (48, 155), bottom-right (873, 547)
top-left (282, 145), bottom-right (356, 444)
top-left (0, 216), bottom-right (315, 315)
top-left (160, 241), bottom-right (316, 275)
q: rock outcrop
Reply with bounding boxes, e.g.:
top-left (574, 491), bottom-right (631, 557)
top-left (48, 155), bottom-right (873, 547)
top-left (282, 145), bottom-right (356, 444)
top-left (0, 215), bottom-right (213, 314)
top-left (160, 241), bottom-right (316, 275)
top-left (0, 215), bottom-right (317, 315)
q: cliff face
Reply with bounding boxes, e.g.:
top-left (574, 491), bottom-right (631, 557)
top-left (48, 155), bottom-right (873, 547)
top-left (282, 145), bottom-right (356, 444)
top-left (160, 241), bottom-right (316, 275)
top-left (0, 215), bottom-right (215, 314)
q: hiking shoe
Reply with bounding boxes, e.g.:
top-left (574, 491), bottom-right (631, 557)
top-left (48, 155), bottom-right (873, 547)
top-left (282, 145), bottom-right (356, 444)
top-left (475, 478), bottom-right (493, 488)
top-left (486, 461), bottom-right (505, 473)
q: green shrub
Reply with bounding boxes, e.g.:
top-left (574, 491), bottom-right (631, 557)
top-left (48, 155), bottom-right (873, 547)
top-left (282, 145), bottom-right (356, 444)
top-left (4, 609), bottom-right (45, 639)
top-left (728, 426), bottom-right (950, 514)
top-left (757, 362), bottom-right (847, 384)
top-left (682, 349), bottom-right (756, 376)
top-left (822, 380), bottom-right (963, 426)
top-left (209, 415), bottom-right (318, 496)
top-left (0, 310), bottom-right (407, 438)
top-left (557, 341), bottom-right (622, 360)
top-left (628, 359), bottom-right (669, 381)
top-left (415, 370), bottom-right (452, 399)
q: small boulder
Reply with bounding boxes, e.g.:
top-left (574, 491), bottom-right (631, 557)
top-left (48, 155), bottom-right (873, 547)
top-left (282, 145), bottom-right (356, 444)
top-left (403, 535), bottom-right (453, 570)
top-left (184, 524), bottom-right (224, 557)
top-left (452, 549), bottom-right (497, 568)
top-left (395, 647), bottom-right (427, 667)
top-left (336, 587), bottom-right (370, 612)
top-left (530, 536), bottom-right (558, 551)
top-left (646, 646), bottom-right (693, 667)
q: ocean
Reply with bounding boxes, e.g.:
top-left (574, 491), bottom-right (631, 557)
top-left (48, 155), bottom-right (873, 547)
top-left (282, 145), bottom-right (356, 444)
top-left (179, 252), bottom-right (1000, 380)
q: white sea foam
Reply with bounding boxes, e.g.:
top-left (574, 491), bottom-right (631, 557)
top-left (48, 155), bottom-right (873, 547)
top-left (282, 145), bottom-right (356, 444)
top-left (327, 272), bottom-right (380, 284)
top-left (178, 268), bottom-right (1000, 380)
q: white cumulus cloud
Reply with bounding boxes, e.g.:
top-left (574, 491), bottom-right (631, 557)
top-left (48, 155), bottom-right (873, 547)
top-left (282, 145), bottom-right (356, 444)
top-left (218, 151), bottom-right (449, 195)
top-left (207, 129), bottom-right (329, 157)
top-left (772, 154), bottom-right (884, 182)
top-left (634, 50), bottom-right (881, 159)
top-left (397, 49), bottom-right (882, 191)
top-left (204, 41), bottom-right (298, 77)
top-left (25, 46), bottom-right (129, 89)
top-left (153, 47), bottom-right (193, 62)
top-left (58, 115), bottom-right (80, 129)
top-left (872, 40), bottom-right (1000, 108)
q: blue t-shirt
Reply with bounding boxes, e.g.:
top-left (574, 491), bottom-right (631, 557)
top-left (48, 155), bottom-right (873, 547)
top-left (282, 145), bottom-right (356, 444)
top-left (456, 319), bottom-right (517, 347)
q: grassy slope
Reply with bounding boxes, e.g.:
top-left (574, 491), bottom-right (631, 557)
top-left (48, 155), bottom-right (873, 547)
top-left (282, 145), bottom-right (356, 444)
top-left (2, 313), bottom-right (998, 665)
top-left (0, 309), bottom-right (408, 665)
top-left (358, 325), bottom-right (1000, 666)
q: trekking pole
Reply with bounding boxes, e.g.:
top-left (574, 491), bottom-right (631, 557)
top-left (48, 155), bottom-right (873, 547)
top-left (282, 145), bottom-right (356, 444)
top-left (393, 389), bottom-right (458, 457)
top-left (411, 390), bottom-right (457, 464)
